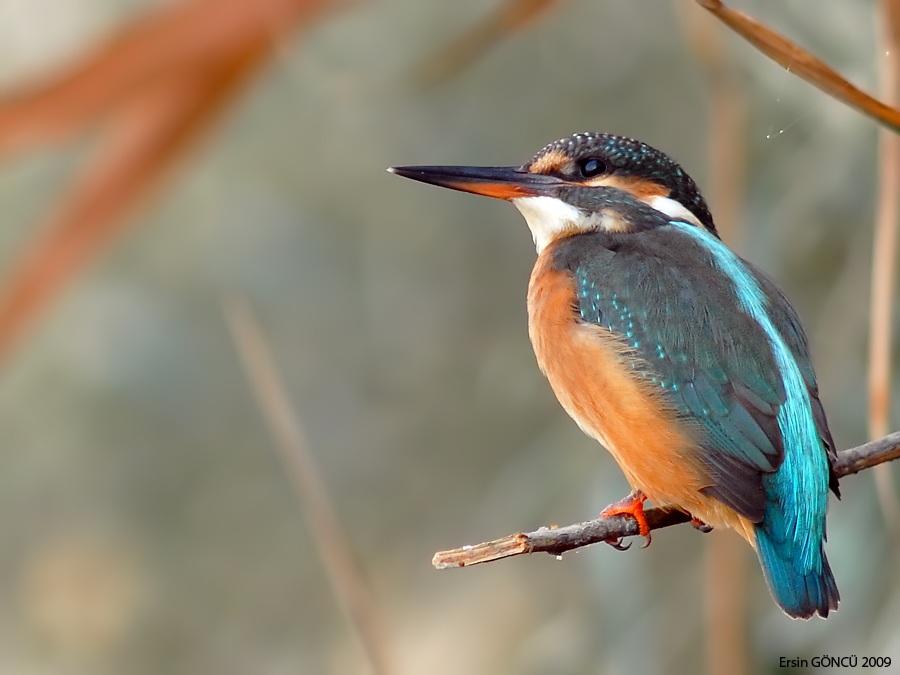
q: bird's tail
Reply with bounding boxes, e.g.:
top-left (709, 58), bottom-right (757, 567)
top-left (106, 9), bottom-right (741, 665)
top-left (754, 521), bottom-right (839, 619)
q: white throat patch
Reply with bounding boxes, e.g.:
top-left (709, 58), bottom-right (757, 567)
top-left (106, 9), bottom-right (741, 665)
top-left (511, 194), bottom-right (703, 253)
top-left (512, 196), bottom-right (628, 253)
top-left (512, 196), bottom-right (581, 253)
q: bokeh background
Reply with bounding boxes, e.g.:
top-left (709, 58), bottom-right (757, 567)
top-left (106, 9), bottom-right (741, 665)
top-left (0, 0), bottom-right (897, 673)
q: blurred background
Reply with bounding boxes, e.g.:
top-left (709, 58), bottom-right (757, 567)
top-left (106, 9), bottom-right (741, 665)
top-left (0, 0), bottom-right (897, 673)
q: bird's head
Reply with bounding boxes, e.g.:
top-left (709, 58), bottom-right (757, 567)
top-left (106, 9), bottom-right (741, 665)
top-left (390, 132), bottom-right (716, 252)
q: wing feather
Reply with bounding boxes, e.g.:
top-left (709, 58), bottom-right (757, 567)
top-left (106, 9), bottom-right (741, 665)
top-left (559, 230), bottom-right (794, 521)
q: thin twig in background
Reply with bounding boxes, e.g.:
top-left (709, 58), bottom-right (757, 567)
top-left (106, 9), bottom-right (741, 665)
top-left (433, 432), bottom-right (900, 569)
top-left (870, 0), bottom-right (900, 544)
top-left (409, 0), bottom-right (900, 133)
top-left (224, 297), bottom-right (392, 675)
top-left (695, 0), bottom-right (900, 133)
top-left (677, 2), bottom-right (747, 248)
top-left (409, 0), bottom-right (563, 89)
top-left (677, 3), bottom-right (748, 672)
top-left (705, 531), bottom-right (746, 673)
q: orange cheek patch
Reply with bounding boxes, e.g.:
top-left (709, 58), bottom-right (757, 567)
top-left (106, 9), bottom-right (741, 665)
top-left (585, 175), bottom-right (669, 201)
top-left (529, 150), bottom-right (569, 175)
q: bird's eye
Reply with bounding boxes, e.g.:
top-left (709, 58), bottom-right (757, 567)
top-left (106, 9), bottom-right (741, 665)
top-left (579, 158), bottom-right (607, 178)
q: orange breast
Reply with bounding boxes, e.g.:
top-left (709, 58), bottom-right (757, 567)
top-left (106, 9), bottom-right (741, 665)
top-left (526, 244), bottom-right (754, 541)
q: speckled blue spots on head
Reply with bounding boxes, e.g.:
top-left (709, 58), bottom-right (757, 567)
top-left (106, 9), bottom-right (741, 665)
top-left (526, 132), bottom-right (717, 236)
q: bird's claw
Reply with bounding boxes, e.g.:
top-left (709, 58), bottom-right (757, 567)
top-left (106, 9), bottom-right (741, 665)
top-left (598, 489), bottom-right (652, 549)
top-left (603, 537), bottom-right (632, 551)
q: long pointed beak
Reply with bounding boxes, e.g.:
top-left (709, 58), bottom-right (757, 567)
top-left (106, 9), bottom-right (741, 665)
top-left (388, 165), bottom-right (560, 200)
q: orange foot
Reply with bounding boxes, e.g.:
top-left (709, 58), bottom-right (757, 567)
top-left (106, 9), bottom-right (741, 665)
top-left (599, 490), bottom-right (651, 550)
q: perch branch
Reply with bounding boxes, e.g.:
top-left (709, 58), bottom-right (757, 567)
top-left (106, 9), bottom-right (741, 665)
top-left (433, 431), bottom-right (900, 569)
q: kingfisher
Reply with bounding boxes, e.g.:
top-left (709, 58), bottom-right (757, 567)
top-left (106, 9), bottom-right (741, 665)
top-left (389, 132), bottom-right (840, 619)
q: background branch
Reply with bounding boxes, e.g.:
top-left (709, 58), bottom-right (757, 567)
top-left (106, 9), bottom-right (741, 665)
top-left (225, 297), bottom-right (392, 675)
top-left (870, 0), bottom-right (900, 544)
top-left (696, 0), bottom-right (900, 132)
top-left (433, 431), bottom-right (900, 569)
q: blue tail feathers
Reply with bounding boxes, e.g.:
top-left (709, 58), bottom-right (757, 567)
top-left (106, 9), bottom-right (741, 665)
top-left (754, 453), bottom-right (838, 619)
top-left (755, 524), bottom-right (839, 619)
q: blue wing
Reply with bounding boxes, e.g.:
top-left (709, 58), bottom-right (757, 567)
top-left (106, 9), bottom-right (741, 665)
top-left (748, 263), bottom-right (840, 497)
top-left (554, 227), bottom-right (836, 521)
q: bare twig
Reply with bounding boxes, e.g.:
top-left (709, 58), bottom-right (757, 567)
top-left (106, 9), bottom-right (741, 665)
top-left (870, 0), bottom-right (900, 543)
top-left (224, 297), bottom-right (392, 675)
top-left (677, 1), bottom-right (747, 247)
top-left (410, 0), bottom-right (900, 131)
top-left (695, 0), bottom-right (900, 133)
top-left (409, 0), bottom-right (563, 89)
top-left (433, 431), bottom-right (900, 569)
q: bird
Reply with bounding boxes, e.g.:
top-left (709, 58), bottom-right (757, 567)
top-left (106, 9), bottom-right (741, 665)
top-left (388, 132), bottom-right (840, 620)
